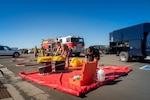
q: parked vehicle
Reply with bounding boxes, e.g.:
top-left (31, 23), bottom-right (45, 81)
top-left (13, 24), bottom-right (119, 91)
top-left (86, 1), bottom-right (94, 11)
top-left (0, 45), bottom-right (21, 57)
top-left (109, 23), bottom-right (150, 62)
top-left (57, 35), bottom-right (84, 56)
top-left (42, 38), bottom-right (56, 54)
top-left (28, 49), bottom-right (34, 54)
top-left (21, 49), bottom-right (28, 54)
top-left (42, 35), bottom-right (85, 56)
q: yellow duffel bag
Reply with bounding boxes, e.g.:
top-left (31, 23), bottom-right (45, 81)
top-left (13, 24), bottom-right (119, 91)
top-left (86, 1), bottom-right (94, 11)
top-left (37, 56), bottom-right (52, 63)
top-left (53, 56), bottom-right (66, 62)
top-left (70, 58), bottom-right (83, 67)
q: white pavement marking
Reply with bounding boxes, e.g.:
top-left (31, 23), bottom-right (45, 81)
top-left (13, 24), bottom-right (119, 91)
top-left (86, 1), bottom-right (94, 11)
top-left (139, 65), bottom-right (150, 70)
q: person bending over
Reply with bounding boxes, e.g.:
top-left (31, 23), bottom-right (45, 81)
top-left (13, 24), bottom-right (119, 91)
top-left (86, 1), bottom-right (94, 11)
top-left (61, 44), bottom-right (72, 67)
top-left (85, 46), bottom-right (100, 62)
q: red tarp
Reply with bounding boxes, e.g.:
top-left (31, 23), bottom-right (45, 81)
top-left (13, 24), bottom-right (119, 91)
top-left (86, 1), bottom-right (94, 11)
top-left (19, 66), bottom-right (132, 96)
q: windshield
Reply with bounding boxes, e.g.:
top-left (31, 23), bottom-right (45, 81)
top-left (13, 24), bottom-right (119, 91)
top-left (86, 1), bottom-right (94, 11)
top-left (70, 38), bottom-right (84, 43)
top-left (4, 46), bottom-right (12, 50)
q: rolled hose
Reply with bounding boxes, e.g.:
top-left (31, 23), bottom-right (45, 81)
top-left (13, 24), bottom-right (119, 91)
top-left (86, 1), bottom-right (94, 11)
top-left (10, 58), bottom-right (37, 62)
top-left (10, 58), bottom-right (25, 62)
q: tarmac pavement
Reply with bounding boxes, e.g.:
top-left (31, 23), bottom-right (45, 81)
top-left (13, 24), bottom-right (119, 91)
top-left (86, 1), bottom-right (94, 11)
top-left (0, 54), bottom-right (150, 100)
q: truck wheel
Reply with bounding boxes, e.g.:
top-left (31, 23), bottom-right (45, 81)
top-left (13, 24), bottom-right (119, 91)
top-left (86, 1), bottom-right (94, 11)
top-left (13, 52), bottom-right (19, 58)
top-left (119, 51), bottom-right (129, 62)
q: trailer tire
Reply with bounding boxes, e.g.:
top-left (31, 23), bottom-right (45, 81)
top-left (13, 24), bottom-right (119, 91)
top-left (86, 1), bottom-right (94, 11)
top-left (119, 51), bottom-right (129, 62)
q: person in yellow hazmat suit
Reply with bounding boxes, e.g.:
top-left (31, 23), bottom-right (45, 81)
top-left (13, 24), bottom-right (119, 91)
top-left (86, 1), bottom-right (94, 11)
top-left (40, 45), bottom-right (45, 56)
top-left (34, 46), bottom-right (38, 57)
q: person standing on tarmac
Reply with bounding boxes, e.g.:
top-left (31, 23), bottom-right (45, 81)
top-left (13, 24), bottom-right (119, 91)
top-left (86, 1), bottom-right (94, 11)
top-left (34, 46), bottom-right (38, 57)
top-left (40, 45), bottom-right (45, 56)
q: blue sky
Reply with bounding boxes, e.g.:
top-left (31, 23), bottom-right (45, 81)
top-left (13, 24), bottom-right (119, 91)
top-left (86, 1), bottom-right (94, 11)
top-left (0, 0), bottom-right (150, 48)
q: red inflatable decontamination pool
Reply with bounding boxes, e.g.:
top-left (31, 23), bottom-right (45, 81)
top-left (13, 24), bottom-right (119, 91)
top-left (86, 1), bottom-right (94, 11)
top-left (19, 66), bottom-right (132, 96)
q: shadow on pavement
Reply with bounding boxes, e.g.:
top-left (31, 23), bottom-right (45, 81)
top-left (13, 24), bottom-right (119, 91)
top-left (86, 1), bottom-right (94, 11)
top-left (105, 80), bottom-right (122, 85)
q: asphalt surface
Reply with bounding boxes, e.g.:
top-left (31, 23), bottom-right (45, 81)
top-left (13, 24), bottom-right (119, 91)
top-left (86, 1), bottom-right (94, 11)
top-left (0, 54), bottom-right (150, 100)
